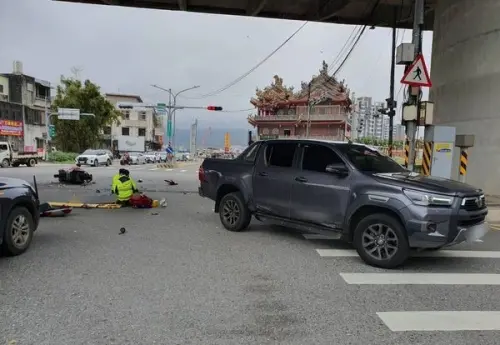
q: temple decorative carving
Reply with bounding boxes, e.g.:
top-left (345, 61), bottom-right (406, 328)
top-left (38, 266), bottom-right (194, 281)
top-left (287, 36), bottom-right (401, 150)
top-left (248, 61), bottom-right (352, 140)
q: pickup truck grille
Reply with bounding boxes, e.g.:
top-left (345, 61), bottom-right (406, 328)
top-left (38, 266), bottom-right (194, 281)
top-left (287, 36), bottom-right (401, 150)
top-left (78, 157), bottom-right (87, 162)
top-left (461, 195), bottom-right (486, 211)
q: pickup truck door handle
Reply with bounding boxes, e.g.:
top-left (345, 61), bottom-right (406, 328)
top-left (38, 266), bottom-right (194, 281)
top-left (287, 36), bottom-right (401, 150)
top-left (295, 176), bottom-right (307, 182)
top-left (258, 172), bottom-right (268, 177)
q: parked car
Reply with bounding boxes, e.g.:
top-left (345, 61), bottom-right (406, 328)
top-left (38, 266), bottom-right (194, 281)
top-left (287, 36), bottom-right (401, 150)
top-left (75, 149), bottom-right (112, 167)
top-left (198, 139), bottom-right (489, 269)
top-left (144, 152), bottom-right (160, 163)
top-left (0, 176), bottom-right (40, 256)
top-left (129, 152), bottom-right (146, 165)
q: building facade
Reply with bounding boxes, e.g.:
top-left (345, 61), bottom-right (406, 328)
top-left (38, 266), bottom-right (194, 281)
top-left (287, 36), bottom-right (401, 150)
top-left (0, 61), bottom-right (51, 153)
top-left (248, 61), bottom-right (352, 141)
top-left (354, 96), bottom-right (407, 142)
top-left (104, 93), bottom-right (163, 151)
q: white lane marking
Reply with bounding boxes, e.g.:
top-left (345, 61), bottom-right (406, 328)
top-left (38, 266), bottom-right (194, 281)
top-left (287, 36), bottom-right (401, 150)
top-left (316, 249), bottom-right (359, 257)
top-left (340, 273), bottom-right (500, 285)
top-left (149, 168), bottom-right (159, 171)
top-left (166, 169), bottom-right (173, 171)
top-left (316, 249), bottom-right (500, 258)
top-left (302, 234), bottom-right (342, 240)
top-left (180, 169), bottom-right (187, 172)
top-left (377, 311), bottom-right (500, 331)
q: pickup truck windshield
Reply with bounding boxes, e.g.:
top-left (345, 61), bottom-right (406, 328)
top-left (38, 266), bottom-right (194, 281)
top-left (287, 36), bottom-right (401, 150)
top-left (337, 144), bottom-right (406, 173)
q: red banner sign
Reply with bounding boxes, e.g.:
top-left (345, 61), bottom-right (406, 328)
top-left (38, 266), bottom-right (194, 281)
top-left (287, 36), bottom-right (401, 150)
top-left (0, 120), bottom-right (23, 136)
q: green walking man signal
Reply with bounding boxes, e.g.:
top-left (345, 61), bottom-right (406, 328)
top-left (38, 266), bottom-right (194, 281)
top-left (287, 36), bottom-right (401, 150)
top-left (48, 125), bottom-right (56, 138)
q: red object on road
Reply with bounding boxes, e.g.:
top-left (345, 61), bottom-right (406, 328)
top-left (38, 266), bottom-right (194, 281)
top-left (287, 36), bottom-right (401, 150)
top-left (40, 207), bottom-right (73, 217)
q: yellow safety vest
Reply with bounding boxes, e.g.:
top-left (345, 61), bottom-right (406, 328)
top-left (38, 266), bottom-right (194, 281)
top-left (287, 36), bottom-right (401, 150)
top-left (112, 174), bottom-right (120, 191)
top-left (112, 175), bottom-right (138, 201)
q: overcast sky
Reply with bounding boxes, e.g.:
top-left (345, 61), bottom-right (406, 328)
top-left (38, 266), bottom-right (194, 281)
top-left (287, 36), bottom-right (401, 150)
top-left (0, 0), bottom-right (433, 129)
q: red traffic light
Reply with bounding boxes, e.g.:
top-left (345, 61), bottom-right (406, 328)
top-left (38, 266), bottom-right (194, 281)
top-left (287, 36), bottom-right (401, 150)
top-left (207, 106), bottom-right (223, 111)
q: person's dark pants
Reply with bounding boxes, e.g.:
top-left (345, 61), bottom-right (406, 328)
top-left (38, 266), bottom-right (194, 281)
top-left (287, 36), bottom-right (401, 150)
top-left (116, 199), bottom-right (131, 206)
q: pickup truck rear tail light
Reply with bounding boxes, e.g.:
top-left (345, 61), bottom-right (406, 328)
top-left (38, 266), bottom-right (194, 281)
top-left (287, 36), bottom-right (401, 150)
top-left (198, 166), bottom-right (205, 182)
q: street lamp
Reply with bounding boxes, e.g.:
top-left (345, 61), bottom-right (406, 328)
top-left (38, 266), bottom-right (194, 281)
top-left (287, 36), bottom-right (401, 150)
top-left (151, 84), bottom-right (200, 151)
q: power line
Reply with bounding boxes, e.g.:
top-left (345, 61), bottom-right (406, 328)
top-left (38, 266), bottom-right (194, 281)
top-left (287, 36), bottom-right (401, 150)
top-left (220, 108), bottom-right (254, 113)
top-left (331, 26), bottom-right (367, 76)
top-left (184, 21), bottom-right (309, 99)
top-left (327, 25), bottom-right (363, 73)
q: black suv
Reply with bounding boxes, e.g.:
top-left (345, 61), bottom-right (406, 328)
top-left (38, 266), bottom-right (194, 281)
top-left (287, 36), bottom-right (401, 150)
top-left (0, 177), bottom-right (40, 256)
top-left (199, 139), bottom-right (489, 268)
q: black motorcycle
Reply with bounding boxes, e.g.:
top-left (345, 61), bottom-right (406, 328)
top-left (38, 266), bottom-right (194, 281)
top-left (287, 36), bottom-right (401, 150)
top-left (54, 165), bottom-right (93, 184)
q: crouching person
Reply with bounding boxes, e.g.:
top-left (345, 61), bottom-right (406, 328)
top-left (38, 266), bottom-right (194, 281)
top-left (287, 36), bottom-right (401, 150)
top-left (112, 168), bottom-right (139, 205)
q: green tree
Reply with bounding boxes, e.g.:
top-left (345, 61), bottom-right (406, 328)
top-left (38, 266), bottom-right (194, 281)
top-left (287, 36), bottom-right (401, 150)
top-left (51, 77), bottom-right (121, 152)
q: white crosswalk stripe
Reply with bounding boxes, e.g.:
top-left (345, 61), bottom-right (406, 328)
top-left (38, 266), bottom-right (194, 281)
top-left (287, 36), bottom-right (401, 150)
top-left (301, 233), bottom-right (500, 333)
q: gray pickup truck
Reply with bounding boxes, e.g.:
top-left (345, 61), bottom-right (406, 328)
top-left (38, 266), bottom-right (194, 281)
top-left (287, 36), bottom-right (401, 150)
top-left (198, 139), bottom-right (489, 268)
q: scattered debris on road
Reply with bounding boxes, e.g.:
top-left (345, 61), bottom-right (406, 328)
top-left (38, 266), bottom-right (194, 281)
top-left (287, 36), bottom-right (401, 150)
top-left (119, 227), bottom-right (126, 234)
top-left (164, 179), bottom-right (178, 186)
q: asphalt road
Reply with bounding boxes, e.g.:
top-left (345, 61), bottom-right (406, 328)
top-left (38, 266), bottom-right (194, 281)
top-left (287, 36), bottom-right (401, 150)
top-left (0, 161), bottom-right (201, 202)
top-left (2, 187), bottom-right (500, 344)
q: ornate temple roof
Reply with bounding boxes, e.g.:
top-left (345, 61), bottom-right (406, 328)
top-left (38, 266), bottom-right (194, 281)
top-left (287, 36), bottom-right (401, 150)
top-left (250, 61), bottom-right (351, 109)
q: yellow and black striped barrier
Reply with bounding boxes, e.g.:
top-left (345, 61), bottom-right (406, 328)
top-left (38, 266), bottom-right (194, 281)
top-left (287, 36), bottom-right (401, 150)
top-left (459, 149), bottom-right (468, 177)
top-left (404, 139), bottom-right (410, 168)
top-left (422, 141), bottom-right (433, 176)
top-left (157, 163), bottom-right (178, 168)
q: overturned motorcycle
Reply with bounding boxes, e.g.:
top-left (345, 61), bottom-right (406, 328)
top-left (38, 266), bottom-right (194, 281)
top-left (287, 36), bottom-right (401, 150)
top-left (54, 165), bottom-right (93, 185)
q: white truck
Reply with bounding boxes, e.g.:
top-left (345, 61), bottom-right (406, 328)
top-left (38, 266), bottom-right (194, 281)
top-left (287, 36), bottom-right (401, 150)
top-left (117, 136), bottom-right (145, 153)
top-left (0, 141), bottom-right (43, 167)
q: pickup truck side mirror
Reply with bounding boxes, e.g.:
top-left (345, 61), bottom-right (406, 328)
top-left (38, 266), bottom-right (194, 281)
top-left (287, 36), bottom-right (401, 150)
top-left (325, 163), bottom-right (348, 176)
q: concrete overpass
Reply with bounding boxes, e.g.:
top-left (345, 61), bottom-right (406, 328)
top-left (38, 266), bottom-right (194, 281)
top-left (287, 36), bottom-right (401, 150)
top-left (55, 0), bottom-right (436, 29)
top-left (55, 0), bottom-right (500, 195)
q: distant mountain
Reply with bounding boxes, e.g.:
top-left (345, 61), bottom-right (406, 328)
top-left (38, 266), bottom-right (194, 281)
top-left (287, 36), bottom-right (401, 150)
top-left (173, 128), bottom-right (252, 149)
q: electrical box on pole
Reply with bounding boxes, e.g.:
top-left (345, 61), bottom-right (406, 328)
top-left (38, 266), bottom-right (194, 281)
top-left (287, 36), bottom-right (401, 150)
top-left (423, 126), bottom-right (456, 179)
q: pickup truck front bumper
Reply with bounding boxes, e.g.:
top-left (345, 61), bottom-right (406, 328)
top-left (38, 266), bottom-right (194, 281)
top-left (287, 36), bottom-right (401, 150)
top-left (403, 202), bottom-right (489, 249)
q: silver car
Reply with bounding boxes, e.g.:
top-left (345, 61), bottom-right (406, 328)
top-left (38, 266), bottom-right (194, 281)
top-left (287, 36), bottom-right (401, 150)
top-left (129, 152), bottom-right (146, 165)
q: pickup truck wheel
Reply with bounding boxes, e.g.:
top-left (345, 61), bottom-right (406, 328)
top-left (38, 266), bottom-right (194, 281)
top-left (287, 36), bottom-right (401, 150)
top-left (106, 159), bottom-right (111, 166)
top-left (1, 206), bottom-right (34, 256)
top-left (93, 160), bottom-right (98, 167)
top-left (1, 159), bottom-right (9, 168)
top-left (27, 158), bottom-right (36, 167)
top-left (353, 213), bottom-right (409, 269)
top-left (219, 192), bottom-right (251, 232)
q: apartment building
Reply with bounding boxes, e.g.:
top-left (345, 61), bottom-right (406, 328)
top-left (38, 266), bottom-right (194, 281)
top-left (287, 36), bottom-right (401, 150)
top-left (0, 61), bottom-right (51, 152)
top-left (104, 93), bottom-right (163, 150)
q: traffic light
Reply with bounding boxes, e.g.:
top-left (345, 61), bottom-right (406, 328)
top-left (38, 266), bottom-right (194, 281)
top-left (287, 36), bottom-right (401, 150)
top-left (48, 125), bottom-right (56, 138)
top-left (206, 106), bottom-right (223, 111)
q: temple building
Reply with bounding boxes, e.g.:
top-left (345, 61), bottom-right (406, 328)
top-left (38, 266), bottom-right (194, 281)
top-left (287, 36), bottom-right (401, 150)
top-left (248, 61), bottom-right (352, 141)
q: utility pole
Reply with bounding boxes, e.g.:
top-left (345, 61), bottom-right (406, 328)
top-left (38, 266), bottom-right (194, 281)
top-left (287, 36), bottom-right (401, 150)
top-left (387, 7), bottom-right (398, 157)
top-left (190, 119), bottom-right (198, 157)
top-left (406, 0), bottom-right (425, 170)
top-left (151, 84), bottom-right (200, 152)
top-left (306, 82), bottom-right (311, 138)
top-left (167, 88), bottom-right (172, 147)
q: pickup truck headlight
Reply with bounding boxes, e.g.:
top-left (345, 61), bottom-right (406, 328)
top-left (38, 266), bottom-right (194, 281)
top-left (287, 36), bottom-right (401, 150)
top-left (403, 189), bottom-right (454, 207)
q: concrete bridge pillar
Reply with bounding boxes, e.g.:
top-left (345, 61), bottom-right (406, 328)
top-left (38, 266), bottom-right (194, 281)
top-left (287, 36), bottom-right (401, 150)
top-left (431, 0), bottom-right (500, 193)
